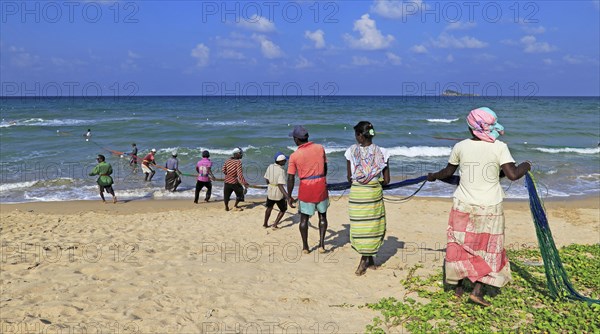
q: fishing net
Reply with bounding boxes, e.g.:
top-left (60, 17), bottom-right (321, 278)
top-left (525, 172), bottom-right (599, 304)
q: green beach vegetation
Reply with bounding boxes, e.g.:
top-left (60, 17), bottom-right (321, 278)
top-left (365, 244), bottom-right (600, 333)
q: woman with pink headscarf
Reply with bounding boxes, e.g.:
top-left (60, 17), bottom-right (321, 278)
top-left (427, 107), bottom-right (532, 307)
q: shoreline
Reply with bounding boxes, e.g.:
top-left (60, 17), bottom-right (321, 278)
top-left (2, 193), bottom-right (599, 215)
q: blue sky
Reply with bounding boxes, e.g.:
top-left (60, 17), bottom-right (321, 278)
top-left (1, 0), bottom-right (599, 96)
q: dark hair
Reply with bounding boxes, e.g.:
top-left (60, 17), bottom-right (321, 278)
top-left (132, 143), bottom-right (136, 146)
top-left (353, 121), bottom-right (375, 139)
top-left (97, 154), bottom-right (105, 161)
top-left (202, 150), bottom-right (210, 158)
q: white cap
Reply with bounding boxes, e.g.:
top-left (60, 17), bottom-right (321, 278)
top-left (151, 148), bottom-right (157, 152)
top-left (232, 147), bottom-right (243, 154)
top-left (275, 154), bottom-right (287, 162)
top-left (171, 151), bottom-right (178, 156)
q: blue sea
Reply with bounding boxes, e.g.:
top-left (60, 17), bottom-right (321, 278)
top-left (1, 96), bottom-right (599, 203)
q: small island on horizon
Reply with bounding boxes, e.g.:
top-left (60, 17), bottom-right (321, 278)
top-left (442, 89), bottom-right (479, 97)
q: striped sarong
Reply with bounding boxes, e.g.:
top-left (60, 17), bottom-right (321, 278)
top-left (445, 198), bottom-right (512, 288)
top-left (349, 180), bottom-right (386, 256)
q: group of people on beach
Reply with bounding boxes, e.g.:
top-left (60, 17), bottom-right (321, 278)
top-left (89, 107), bottom-right (532, 307)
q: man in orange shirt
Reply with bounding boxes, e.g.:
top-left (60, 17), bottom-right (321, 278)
top-left (287, 125), bottom-right (330, 254)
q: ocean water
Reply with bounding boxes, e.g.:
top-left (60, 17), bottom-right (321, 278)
top-left (0, 96), bottom-right (598, 203)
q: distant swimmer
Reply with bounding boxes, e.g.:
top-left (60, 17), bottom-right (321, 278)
top-left (89, 154), bottom-right (117, 204)
top-left (84, 129), bottom-right (92, 141)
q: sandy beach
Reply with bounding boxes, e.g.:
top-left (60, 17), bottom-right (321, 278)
top-left (1, 195), bottom-right (598, 333)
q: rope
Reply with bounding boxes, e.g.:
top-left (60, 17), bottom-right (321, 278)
top-left (525, 172), bottom-right (599, 304)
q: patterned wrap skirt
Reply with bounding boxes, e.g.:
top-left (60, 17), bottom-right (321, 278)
top-left (445, 198), bottom-right (512, 288)
top-left (349, 180), bottom-right (386, 256)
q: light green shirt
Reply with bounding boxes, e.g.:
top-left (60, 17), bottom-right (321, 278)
top-left (89, 161), bottom-right (114, 186)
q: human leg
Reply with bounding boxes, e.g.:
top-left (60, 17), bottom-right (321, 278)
top-left (223, 183), bottom-right (233, 211)
top-left (205, 182), bottom-right (212, 201)
top-left (299, 213), bottom-right (310, 253)
top-left (194, 181), bottom-right (202, 203)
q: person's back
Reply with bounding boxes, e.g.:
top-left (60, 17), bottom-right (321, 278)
top-left (288, 142), bottom-right (328, 203)
top-left (223, 158), bottom-right (244, 184)
top-left (197, 157), bottom-right (212, 182)
top-left (451, 139), bottom-right (514, 206)
top-left (166, 157), bottom-right (178, 171)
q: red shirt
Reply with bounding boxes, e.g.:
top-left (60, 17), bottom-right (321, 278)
top-left (222, 158), bottom-right (248, 185)
top-left (142, 153), bottom-right (155, 166)
top-left (288, 142), bottom-right (328, 203)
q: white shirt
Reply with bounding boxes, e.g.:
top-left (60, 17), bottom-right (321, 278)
top-left (449, 139), bottom-right (515, 206)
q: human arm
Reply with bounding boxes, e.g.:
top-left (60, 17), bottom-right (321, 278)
top-left (208, 167), bottom-right (215, 181)
top-left (427, 163), bottom-right (458, 182)
top-left (381, 160), bottom-right (390, 186)
top-left (287, 174), bottom-right (296, 208)
top-left (346, 160), bottom-right (352, 183)
top-left (278, 184), bottom-right (292, 201)
top-left (237, 161), bottom-right (249, 187)
top-left (89, 164), bottom-right (99, 176)
top-left (500, 161), bottom-right (531, 181)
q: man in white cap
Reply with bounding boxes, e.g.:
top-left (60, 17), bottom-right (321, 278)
top-left (165, 151), bottom-right (181, 192)
top-left (142, 148), bottom-right (157, 181)
top-left (287, 125), bottom-right (330, 254)
top-left (263, 152), bottom-right (292, 229)
top-left (222, 147), bottom-right (249, 211)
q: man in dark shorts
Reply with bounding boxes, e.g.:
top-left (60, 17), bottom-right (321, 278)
top-left (263, 152), bottom-right (291, 229)
top-left (89, 154), bottom-right (117, 203)
top-left (222, 147), bottom-right (249, 211)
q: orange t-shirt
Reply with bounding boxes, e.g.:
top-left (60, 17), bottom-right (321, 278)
top-left (287, 142), bottom-right (328, 203)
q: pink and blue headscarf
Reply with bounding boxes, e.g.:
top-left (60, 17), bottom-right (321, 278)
top-left (466, 107), bottom-right (505, 143)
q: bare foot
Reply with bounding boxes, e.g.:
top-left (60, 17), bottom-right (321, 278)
top-left (469, 294), bottom-right (491, 307)
top-left (318, 247), bottom-right (327, 254)
top-left (113, 197), bottom-right (117, 204)
top-left (355, 261), bottom-right (368, 276)
top-left (302, 249), bottom-right (310, 254)
top-left (454, 286), bottom-right (465, 298)
top-left (263, 224), bottom-right (269, 228)
top-left (271, 225), bottom-right (280, 230)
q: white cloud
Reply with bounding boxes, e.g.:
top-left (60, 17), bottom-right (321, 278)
top-left (371, 0), bottom-right (426, 19)
top-left (305, 29), bottom-right (326, 49)
top-left (253, 34), bottom-right (284, 59)
top-left (215, 33), bottom-right (254, 49)
top-left (295, 56), bottom-right (313, 69)
top-left (128, 50), bottom-right (141, 59)
top-left (521, 25), bottom-right (546, 34)
top-left (410, 44), bottom-right (428, 53)
top-left (543, 58), bottom-right (553, 65)
top-left (520, 35), bottom-right (556, 53)
top-left (430, 33), bottom-right (487, 49)
top-left (386, 52), bottom-right (402, 65)
top-left (446, 54), bottom-right (454, 63)
top-left (563, 54), bottom-right (585, 64)
top-left (237, 15), bottom-right (276, 33)
top-left (445, 22), bottom-right (477, 31)
top-left (191, 43), bottom-right (210, 67)
top-left (218, 49), bottom-right (246, 60)
top-left (344, 14), bottom-right (394, 50)
top-left (500, 39), bottom-right (518, 46)
top-left (352, 56), bottom-right (378, 66)
top-left (8, 46), bottom-right (39, 68)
